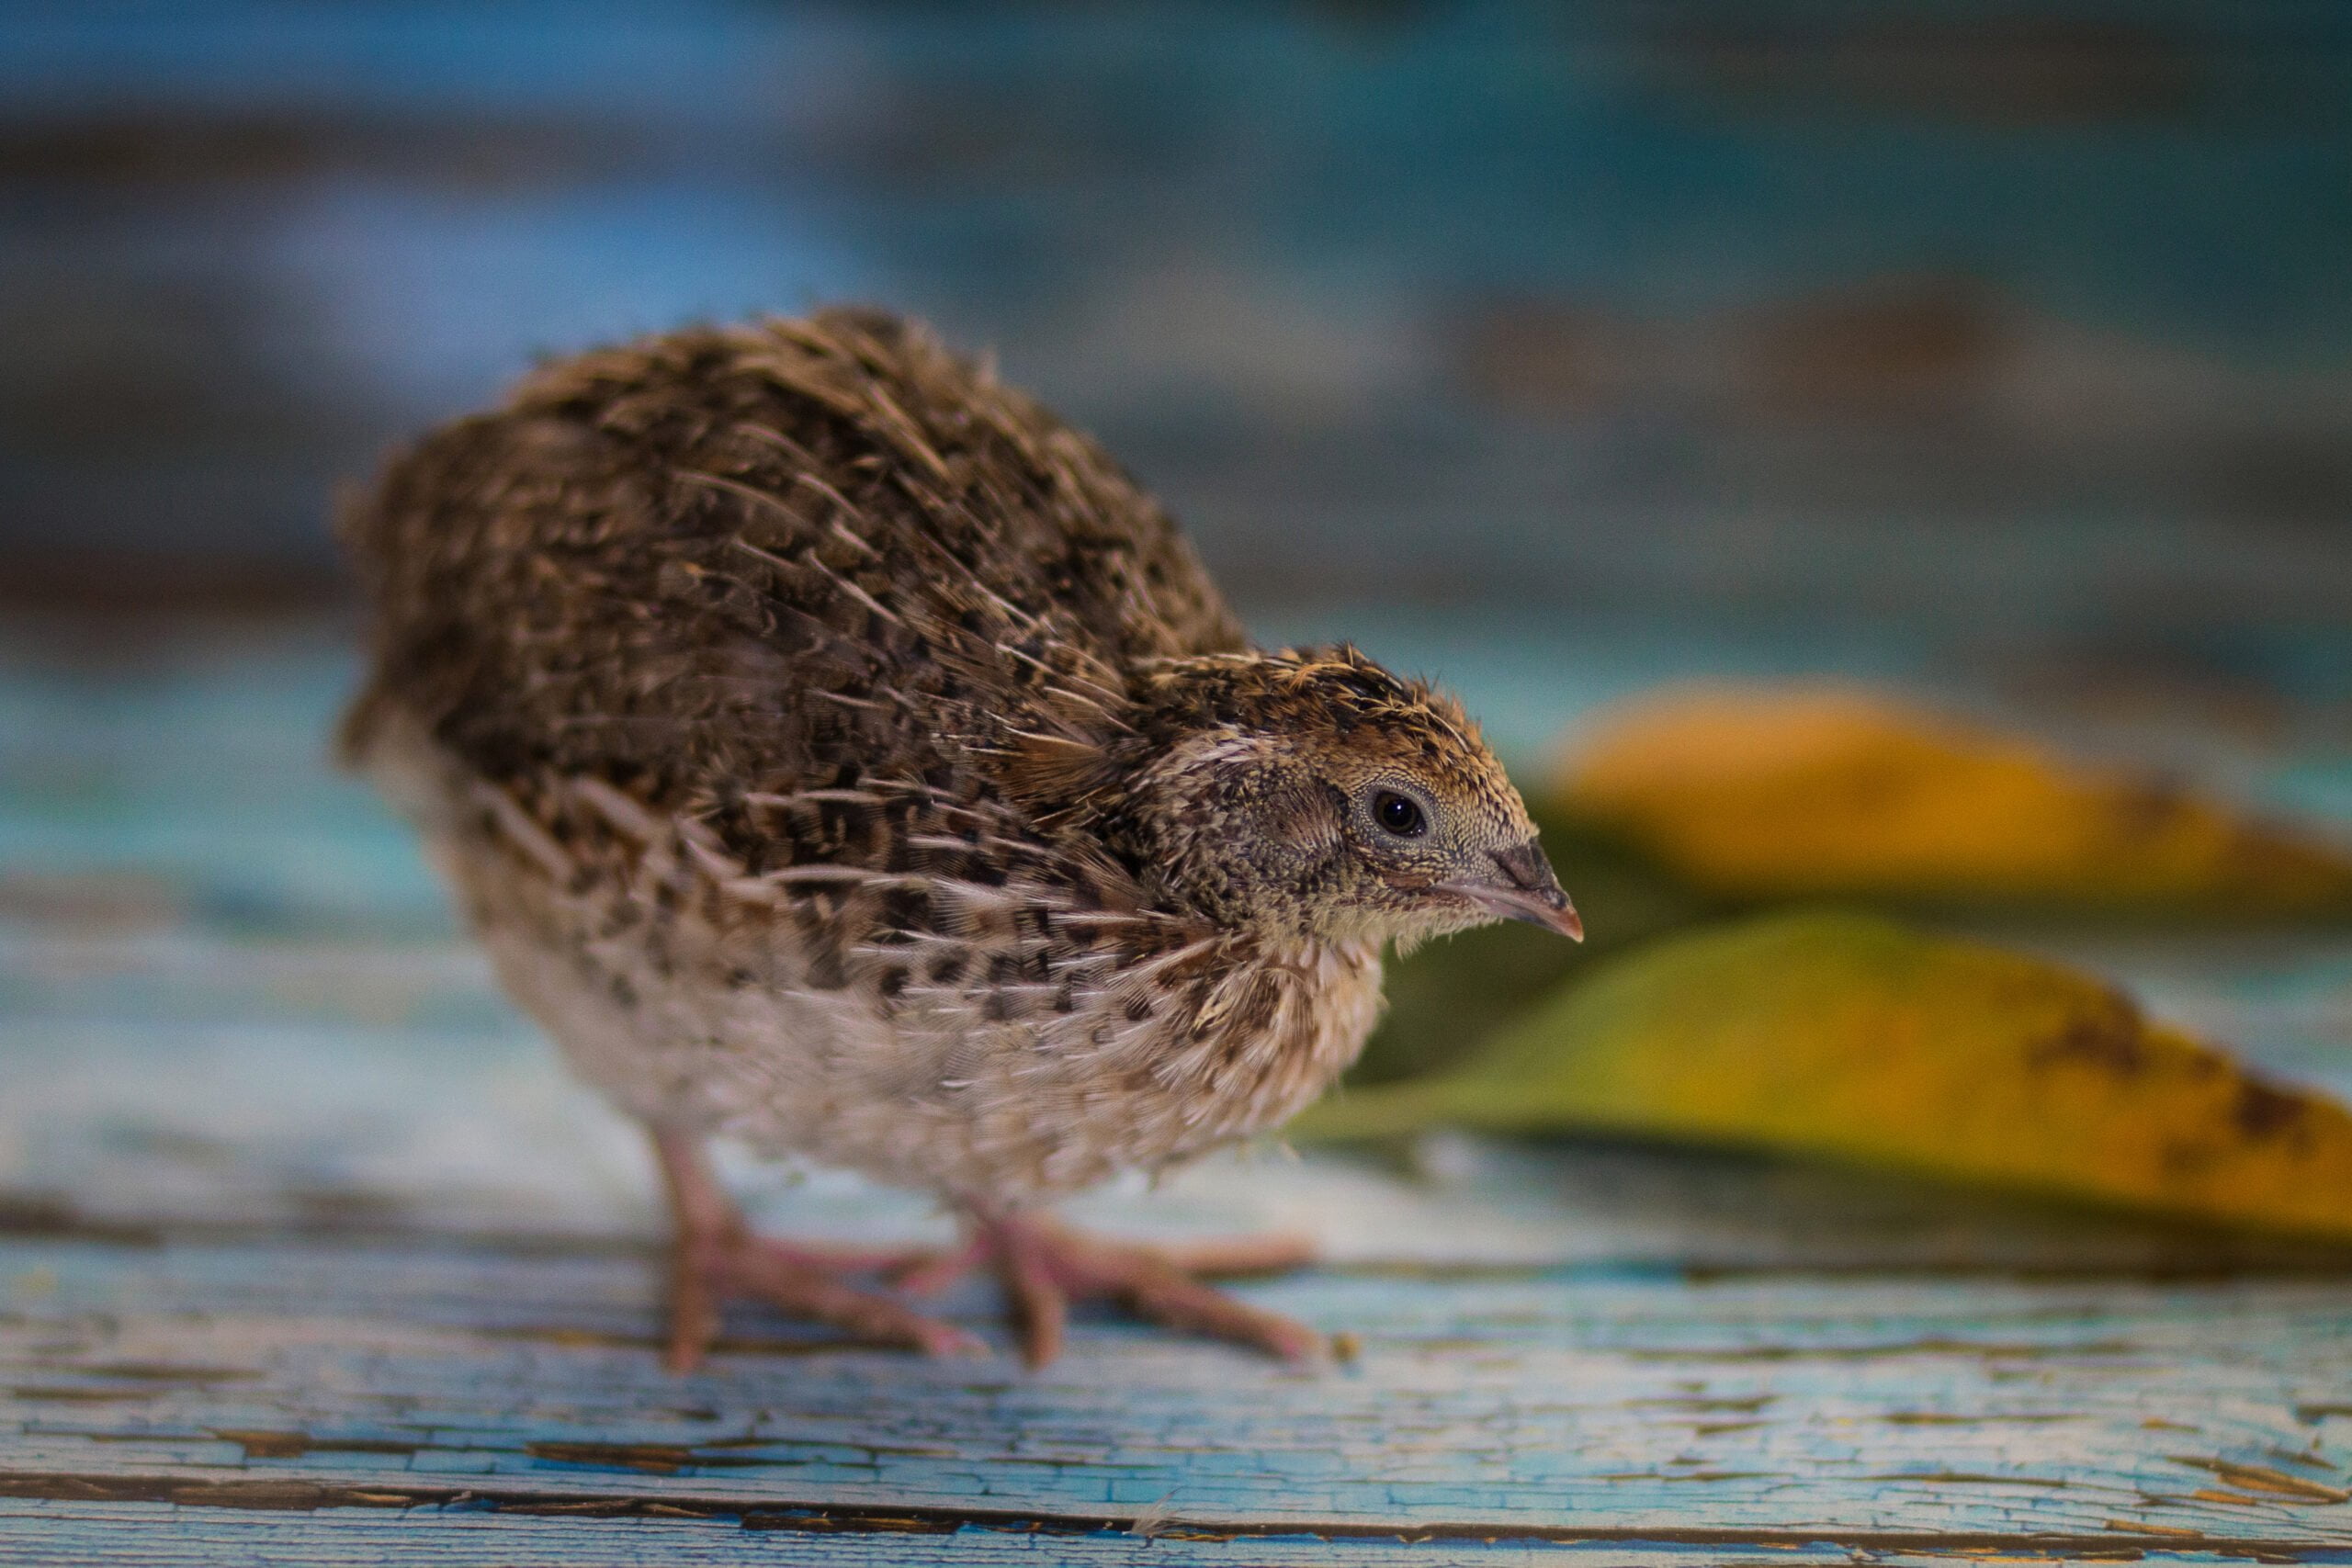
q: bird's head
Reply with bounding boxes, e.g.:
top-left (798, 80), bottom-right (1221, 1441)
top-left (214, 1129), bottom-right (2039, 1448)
top-left (1102, 648), bottom-right (1579, 949)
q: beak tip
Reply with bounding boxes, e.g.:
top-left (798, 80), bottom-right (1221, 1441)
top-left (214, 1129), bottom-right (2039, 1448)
top-left (1450, 843), bottom-right (1584, 942)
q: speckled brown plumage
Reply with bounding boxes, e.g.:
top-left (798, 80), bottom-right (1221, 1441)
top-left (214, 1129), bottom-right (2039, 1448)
top-left (341, 309), bottom-right (1577, 1367)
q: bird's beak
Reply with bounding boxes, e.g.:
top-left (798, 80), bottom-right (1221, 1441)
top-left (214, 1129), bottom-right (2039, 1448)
top-left (1438, 840), bottom-right (1583, 942)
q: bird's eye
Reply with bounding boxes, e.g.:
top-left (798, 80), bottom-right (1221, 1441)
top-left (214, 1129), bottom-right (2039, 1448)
top-left (1373, 790), bottom-right (1426, 837)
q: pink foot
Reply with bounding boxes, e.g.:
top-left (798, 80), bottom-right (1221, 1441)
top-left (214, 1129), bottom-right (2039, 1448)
top-left (901, 1212), bottom-right (1324, 1368)
top-left (650, 1130), bottom-right (982, 1371)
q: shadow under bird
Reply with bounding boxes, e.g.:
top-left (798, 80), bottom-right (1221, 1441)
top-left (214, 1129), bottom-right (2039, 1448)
top-left (340, 309), bottom-right (1579, 1368)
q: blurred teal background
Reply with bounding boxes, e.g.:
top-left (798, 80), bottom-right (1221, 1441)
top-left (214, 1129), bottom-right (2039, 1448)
top-left (3, 0), bottom-right (2348, 662)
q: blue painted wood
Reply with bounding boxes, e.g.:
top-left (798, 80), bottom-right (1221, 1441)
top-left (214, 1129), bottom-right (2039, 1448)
top-left (28, 1500), bottom-right (2340, 1568)
top-left (4, 1232), bottom-right (2352, 1549)
top-left (2, 626), bottom-right (2350, 1559)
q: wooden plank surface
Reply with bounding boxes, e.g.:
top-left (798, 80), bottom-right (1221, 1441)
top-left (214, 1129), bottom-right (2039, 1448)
top-left (4, 625), bottom-right (2351, 1562)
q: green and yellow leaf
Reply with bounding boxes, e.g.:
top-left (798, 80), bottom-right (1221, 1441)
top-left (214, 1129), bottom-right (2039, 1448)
top-left (1302, 910), bottom-right (2352, 1239)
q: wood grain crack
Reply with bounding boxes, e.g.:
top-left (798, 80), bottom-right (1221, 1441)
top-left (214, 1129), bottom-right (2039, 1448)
top-left (0, 1469), bottom-right (2343, 1558)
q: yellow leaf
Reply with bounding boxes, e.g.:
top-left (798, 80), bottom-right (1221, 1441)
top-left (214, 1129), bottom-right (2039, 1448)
top-left (1553, 684), bottom-right (2352, 915)
top-left (1299, 911), bottom-right (2352, 1239)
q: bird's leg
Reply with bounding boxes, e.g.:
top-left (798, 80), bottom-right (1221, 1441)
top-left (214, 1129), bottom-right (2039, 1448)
top-left (647, 1127), bottom-right (982, 1370)
top-left (902, 1209), bottom-right (1323, 1367)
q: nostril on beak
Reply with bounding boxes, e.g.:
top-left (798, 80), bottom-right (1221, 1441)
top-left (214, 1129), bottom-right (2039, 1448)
top-left (1489, 841), bottom-right (1553, 894)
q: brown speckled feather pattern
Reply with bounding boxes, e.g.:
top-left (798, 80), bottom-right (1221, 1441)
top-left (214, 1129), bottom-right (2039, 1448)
top-left (342, 310), bottom-right (1385, 1202)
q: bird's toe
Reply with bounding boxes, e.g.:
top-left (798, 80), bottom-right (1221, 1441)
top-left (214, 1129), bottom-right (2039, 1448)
top-left (663, 1229), bottom-right (983, 1367)
top-left (969, 1214), bottom-right (1326, 1367)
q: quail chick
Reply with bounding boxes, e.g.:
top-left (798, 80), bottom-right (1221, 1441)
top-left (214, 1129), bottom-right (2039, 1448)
top-left (341, 310), bottom-right (1579, 1368)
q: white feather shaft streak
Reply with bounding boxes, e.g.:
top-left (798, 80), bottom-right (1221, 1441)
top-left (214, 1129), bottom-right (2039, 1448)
top-left (469, 786), bottom-right (572, 884)
top-left (1048, 909), bottom-right (1174, 930)
top-left (676, 468), bottom-right (817, 534)
top-left (741, 787), bottom-right (891, 808)
top-left (569, 775), bottom-right (661, 841)
top-left (752, 864), bottom-right (923, 887)
top-left (809, 561), bottom-right (906, 626)
top-left (807, 688), bottom-right (891, 713)
top-left (826, 515), bottom-right (881, 558)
